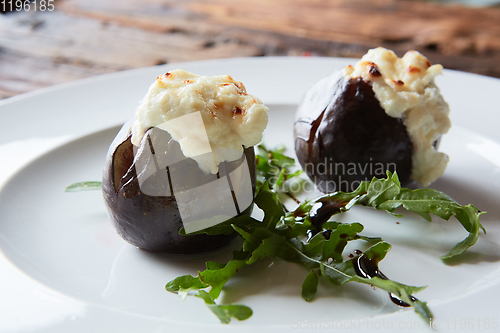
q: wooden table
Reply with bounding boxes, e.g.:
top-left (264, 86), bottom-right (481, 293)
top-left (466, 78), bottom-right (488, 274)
top-left (1, 0), bottom-right (499, 100)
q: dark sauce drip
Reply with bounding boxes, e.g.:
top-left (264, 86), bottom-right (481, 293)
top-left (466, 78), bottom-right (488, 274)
top-left (389, 293), bottom-right (417, 307)
top-left (309, 197), bottom-right (351, 230)
top-left (293, 206), bottom-right (307, 219)
top-left (307, 109), bottom-right (326, 161)
top-left (322, 229), bottom-right (332, 240)
top-left (352, 254), bottom-right (417, 308)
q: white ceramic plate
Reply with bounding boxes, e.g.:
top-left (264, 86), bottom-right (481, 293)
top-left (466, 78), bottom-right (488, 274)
top-left (1, 57), bottom-right (500, 333)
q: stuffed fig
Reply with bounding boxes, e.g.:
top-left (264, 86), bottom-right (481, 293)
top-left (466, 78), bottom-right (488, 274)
top-left (102, 70), bottom-right (268, 253)
top-left (294, 48), bottom-right (451, 193)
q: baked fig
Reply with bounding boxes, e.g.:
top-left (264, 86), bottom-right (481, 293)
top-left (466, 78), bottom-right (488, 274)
top-left (102, 70), bottom-right (268, 253)
top-left (294, 48), bottom-right (451, 193)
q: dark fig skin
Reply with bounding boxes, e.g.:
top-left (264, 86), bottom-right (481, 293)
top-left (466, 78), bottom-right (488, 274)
top-left (102, 123), bottom-right (256, 254)
top-left (294, 71), bottom-right (413, 193)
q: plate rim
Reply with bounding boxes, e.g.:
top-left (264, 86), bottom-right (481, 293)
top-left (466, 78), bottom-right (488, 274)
top-left (1, 56), bottom-right (500, 333)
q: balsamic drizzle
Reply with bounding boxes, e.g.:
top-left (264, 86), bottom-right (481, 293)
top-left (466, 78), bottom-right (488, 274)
top-left (304, 194), bottom-right (418, 308)
top-left (352, 254), bottom-right (417, 307)
top-left (309, 196), bottom-right (352, 230)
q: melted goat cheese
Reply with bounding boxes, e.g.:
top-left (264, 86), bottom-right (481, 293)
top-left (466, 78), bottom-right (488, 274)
top-left (346, 47), bottom-right (451, 186)
top-left (131, 69), bottom-right (268, 174)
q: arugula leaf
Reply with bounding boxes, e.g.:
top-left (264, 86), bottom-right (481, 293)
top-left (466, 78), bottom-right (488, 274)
top-left (302, 269), bottom-right (319, 302)
top-left (165, 153), bottom-right (437, 324)
top-left (64, 181), bottom-right (102, 192)
top-left (351, 275), bottom-right (431, 321)
top-left (358, 172), bottom-right (485, 259)
top-left (246, 231), bottom-right (302, 265)
top-left (286, 236), bottom-right (432, 321)
top-left (322, 223), bottom-right (364, 262)
top-left (205, 261), bottom-right (227, 270)
top-left (236, 183), bottom-right (432, 319)
top-left (165, 275), bottom-right (208, 292)
top-left (301, 222), bottom-right (363, 262)
top-left (412, 298), bottom-right (434, 323)
top-left (199, 253), bottom-right (249, 299)
top-left (275, 200), bottom-right (315, 237)
top-left (298, 171), bottom-right (485, 259)
top-left (179, 214), bottom-right (261, 236)
top-left (323, 241), bottom-right (431, 321)
top-left (165, 275), bottom-right (208, 301)
top-left (360, 172), bottom-right (402, 208)
top-left (254, 182), bottom-right (286, 230)
top-left (196, 290), bottom-right (253, 324)
top-left (165, 254), bottom-right (254, 323)
top-left (255, 144), bottom-right (303, 201)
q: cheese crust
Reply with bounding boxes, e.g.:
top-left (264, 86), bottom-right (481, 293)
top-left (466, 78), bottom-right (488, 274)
top-left (346, 47), bottom-right (451, 186)
top-left (131, 70), bottom-right (269, 174)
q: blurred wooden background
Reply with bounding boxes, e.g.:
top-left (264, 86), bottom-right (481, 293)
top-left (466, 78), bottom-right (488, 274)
top-left (1, 0), bottom-right (500, 100)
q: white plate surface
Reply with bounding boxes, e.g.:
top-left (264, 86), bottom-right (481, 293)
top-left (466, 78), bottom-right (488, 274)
top-left (1, 57), bottom-right (500, 333)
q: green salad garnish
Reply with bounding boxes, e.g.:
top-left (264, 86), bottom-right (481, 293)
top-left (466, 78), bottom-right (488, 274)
top-left (65, 144), bottom-right (485, 325)
top-left (165, 144), bottom-right (485, 324)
